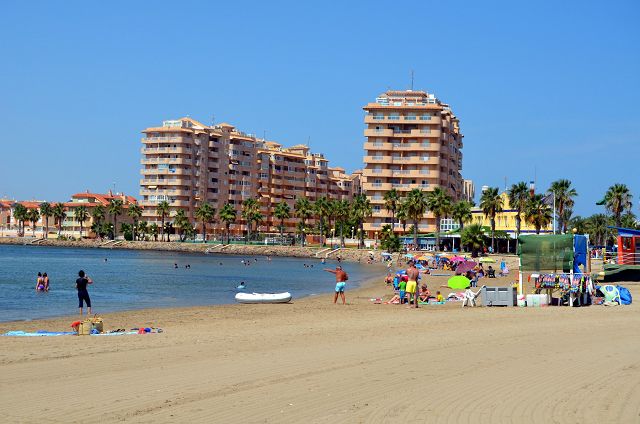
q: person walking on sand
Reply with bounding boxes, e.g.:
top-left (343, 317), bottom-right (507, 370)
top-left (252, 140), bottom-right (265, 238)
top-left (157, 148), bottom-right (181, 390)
top-left (406, 261), bottom-right (420, 308)
top-left (76, 270), bottom-right (93, 315)
top-left (324, 265), bottom-right (348, 305)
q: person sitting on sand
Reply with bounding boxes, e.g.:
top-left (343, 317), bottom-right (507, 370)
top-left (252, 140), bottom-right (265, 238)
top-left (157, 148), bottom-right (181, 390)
top-left (418, 284), bottom-right (430, 303)
top-left (384, 273), bottom-right (393, 286)
top-left (436, 291), bottom-right (444, 303)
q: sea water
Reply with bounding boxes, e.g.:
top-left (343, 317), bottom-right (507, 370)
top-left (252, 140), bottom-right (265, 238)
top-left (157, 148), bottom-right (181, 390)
top-left (0, 245), bottom-right (381, 322)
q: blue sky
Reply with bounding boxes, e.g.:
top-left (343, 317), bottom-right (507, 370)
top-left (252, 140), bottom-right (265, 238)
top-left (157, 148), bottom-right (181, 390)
top-left (1, 0), bottom-right (638, 216)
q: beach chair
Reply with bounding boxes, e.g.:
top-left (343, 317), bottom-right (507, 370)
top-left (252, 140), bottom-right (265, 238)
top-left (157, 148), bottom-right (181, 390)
top-left (462, 285), bottom-right (485, 308)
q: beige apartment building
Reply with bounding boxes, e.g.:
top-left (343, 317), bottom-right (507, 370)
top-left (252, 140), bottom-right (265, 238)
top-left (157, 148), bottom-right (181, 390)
top-left (362, 90), bottom-right (464, 237)
top-left (140, 118), bottom-right (360, 237)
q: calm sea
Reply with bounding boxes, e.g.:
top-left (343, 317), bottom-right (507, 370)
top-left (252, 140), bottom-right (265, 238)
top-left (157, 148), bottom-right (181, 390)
top-left (0, 245), bottom-right (381, 322)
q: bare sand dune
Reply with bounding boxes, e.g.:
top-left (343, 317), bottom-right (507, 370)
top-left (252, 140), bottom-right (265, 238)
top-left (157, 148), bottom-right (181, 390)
top-left (1, 269), bottom-right (639, 423)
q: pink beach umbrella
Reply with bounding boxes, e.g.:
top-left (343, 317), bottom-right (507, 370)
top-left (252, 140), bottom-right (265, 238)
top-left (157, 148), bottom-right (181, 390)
top-left (449, 256), bottom-right (466, 262)
top-left (456, 261), bottom-right (477, 274)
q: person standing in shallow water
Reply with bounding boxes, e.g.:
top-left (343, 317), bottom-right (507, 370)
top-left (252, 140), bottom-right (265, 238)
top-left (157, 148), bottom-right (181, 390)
top-left (76, 270), bottom-right (93, 315)
top-left (323, 265), bottom-right (349, 305)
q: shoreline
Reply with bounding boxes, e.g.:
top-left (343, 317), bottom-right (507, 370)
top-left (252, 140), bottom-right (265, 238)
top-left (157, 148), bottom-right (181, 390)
top-left (0, 237), bottom-right (404, 263)
top-left (0, 271), bottom-right (386, 331)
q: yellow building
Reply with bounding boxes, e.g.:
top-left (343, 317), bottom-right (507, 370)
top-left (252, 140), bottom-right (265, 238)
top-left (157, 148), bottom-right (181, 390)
top-left (470, 192), bottom-right (553, 235)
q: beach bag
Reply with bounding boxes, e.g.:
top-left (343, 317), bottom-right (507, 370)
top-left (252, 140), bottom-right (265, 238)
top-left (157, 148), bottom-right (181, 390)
top-left (617, 286), bottom-right (632, 305)
top-left (78, 316), bottom-right (103, 335)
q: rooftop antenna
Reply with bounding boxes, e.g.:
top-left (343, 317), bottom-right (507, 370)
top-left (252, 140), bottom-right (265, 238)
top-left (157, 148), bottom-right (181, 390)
top-left (307, 136), bottom-right (311, 148)
top-left (263, 130), bottom-right (266, 141)
top-left (210, 114), bottom-right (215, 127)
top-left (410, 70), bottom-right (414, 90)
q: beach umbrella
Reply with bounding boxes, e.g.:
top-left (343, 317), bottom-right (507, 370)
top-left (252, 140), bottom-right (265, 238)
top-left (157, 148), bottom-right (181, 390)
top-left (447, 275), bottom-right (471, 290)
top-left (456, 261), bottom-right (477, 274)
top-left (450, 256), bottom-right (466, 262)
top-left (479, 257), bottom-right (496, 263)
top-left (381, 252), bottom-right (392, 257)
top-left (405, 254), bottom-right (414, 258)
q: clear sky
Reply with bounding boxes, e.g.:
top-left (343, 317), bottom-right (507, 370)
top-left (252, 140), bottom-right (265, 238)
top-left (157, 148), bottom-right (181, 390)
top-left (1, 0), bottom-right (638, 217)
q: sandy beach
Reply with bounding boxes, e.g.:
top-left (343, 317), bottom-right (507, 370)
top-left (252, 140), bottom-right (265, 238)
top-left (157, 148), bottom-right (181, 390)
top-left (1, 260), bottom-right (639, 423)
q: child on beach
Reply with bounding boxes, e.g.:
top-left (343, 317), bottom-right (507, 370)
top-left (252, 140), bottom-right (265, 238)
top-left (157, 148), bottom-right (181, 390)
top-left (436, 291), bottom-right (444, 303)
top-left (398, 278), bottom-right (407, 304)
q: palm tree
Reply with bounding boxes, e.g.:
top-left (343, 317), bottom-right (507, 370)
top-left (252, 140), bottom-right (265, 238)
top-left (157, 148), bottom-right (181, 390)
top-left (241, 198), bottom-right (260, 243)
top-left (524, 194), bottom-right (552, 234)
top-left (396, 202), bottom-right (408, 235)
top-left (273, 201), bottom-right (291, 242)
top-left (383, 189), bottom-right (401, 231)
top-left (27, 208), bottom-right (40, 237)
top-left (507, 182), bottom-right (529, 246)
top-left (334, 200), bottom-right (351, 248)
top-left (451, 200), bottom-right (472, 231)
top-left (137, 221), bottom-right (148, 240)
top-left (107, 199), bottom-right (124, 240)
top-left (620, 212), bottom-right (638, 229)
top-left (149, 222), bottom-right (159, 242)
top-left (74, 206), bottom-right (89, 238)
top-left (173, 209), bottom-right (189, 242)
top-left (403, 189), bottom-right (428, 248)
top-left (195, 203), bottom-right (215, 243)
top-left (91, 205), bottom-right (105, 239)
top-left (548, 179), bottom-right (578, 233)
top-left (39, 202), bottom-right (53, 238)
top-left (52, 203), bottom-right (66, 237)
top-left (585, 214), bottom-right (613, 246)
top-left (156, 200), bottom-right (170, 242)
top-left (314, 196), bottom-right (331, 246)
top-left (479, 187), bottom-right (503, 252)
top-left (294, 198), bottom-right (313, 246)
top-left (603, 184), bottom-right (633, 227)
top-left (569, 215), bottom-right (588, 234)
top-left (461, 224), bottom-right (486, 257)
top-left (426, 187), bottom-right (452, 251)
top-left (352, 194), bottom-right (372, 249)
top-left (127, 204), bottom-right (143, 241)
top-left (13, 203), bottom-right (27, 236)
top-left (219, 203), bottom-right (237, 245)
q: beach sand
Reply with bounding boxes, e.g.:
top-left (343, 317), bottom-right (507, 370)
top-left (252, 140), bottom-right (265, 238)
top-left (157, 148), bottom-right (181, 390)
top-left (1, 258), bottom-right (639, 423)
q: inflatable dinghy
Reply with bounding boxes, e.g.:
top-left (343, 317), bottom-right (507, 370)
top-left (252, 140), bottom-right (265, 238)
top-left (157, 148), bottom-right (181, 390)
top-left (235, 292), bottom-right (292, 304)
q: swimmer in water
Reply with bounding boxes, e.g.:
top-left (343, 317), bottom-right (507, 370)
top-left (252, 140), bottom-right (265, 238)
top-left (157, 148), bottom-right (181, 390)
top-left (237, 282), bottom-right (246, 290)
top-left (35, 272), bottom-right (45, 292)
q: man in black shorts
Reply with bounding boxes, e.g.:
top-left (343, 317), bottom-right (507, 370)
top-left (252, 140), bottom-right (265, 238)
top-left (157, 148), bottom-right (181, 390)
top-left (76, 270), bottom-right (93, 315)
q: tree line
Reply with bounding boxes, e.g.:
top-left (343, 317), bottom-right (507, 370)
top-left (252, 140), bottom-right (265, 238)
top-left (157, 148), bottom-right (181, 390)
top-left (8, 182), bottom-right (634, 249)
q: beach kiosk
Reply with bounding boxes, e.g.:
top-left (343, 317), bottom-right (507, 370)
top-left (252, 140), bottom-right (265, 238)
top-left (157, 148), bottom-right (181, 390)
top-left (517, 234), bottom-right (591, 306)
top-left (597, 227), bottom-right (640, 282)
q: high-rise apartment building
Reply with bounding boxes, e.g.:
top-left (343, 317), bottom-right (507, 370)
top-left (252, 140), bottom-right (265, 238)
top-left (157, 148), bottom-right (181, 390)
top-left (463, 179), bottom-right (475, 203)
top-left (140, 118), bottom-right (360, 237)
top-left (362, 90), bottom-right (464, 236)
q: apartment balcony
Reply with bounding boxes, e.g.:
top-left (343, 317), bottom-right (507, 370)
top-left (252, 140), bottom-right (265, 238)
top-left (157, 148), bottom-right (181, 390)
top-left (402, 156), bottom-right (438, 165)
top-left (365, 155), bottom-right (393, 164)
top-left (363, 168), bottom-right (393, 177)
top-left (363, 182), bottom-right (392, 191)
top-left (141, 157), bottom-right (192, 165)
top-left (141, 146), bottom-right (192, 155)
top-left (140, 178), bottom-right (192, 186)
top-left (140, 168), bottom-right (192, 176)
top-left (364, 128), bottom-right (393, 137)
top-left (142, 136), bottom-right (191, 144)
top-left (140, 188), bottom-right (192, 197)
